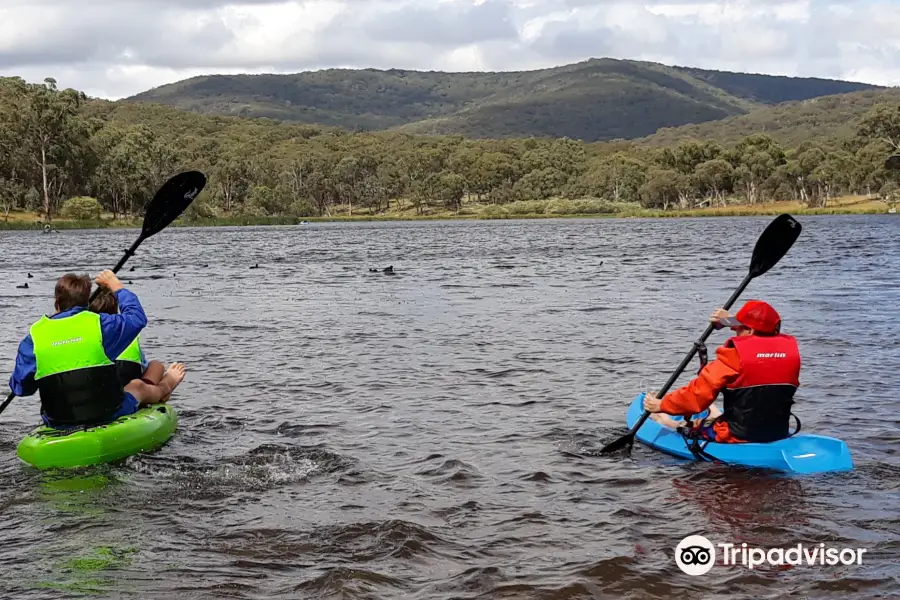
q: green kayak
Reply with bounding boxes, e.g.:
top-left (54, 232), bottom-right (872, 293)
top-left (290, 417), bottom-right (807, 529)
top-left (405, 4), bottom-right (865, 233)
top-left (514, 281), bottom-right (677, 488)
top-left (17, 405), bottom-right (178, 470)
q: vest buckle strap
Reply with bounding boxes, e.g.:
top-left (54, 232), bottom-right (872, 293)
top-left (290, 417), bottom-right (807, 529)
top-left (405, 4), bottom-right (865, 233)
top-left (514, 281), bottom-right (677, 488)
top-left (677, 418), bottom-right (729, 465)
top-left (694, 341), bottom-right (708, 374)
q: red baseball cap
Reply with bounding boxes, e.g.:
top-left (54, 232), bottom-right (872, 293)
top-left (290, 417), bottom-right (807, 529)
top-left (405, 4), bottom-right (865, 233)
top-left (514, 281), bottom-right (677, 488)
top-left (719, 300), bottom-right (781, 334)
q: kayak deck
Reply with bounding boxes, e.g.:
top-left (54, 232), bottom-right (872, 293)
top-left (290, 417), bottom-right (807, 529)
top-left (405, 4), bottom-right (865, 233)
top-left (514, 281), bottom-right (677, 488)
top-left (17, 404), bottom-right (178, 470)
top-left (626, 393), bottom-right (853, 474)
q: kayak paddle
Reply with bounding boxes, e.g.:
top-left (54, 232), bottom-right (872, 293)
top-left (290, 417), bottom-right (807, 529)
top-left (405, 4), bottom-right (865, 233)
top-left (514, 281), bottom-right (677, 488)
top-left (597, 213), bottom-right (802, 455)
top-left (84, 170), bottom-right (207, 302)
top-left (0, 170), bottom-right (206, 417)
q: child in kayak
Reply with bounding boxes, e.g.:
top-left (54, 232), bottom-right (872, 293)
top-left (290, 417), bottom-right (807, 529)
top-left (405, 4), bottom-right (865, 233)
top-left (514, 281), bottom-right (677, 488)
top-left (8, 270), bottom-right (185, 428)
top-left (89, 288), bottom-right (182, 402)
top-left (642, 300), bottom-right (800, 443)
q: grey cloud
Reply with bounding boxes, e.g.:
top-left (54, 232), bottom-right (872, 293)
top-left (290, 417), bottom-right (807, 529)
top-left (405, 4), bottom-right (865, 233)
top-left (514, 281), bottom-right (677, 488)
top-left (3, 0), bottom-right (283, 7)
top-left (806, 3), bottom-right (900, 65)
top-left (1, 0), bottom-right (517, 72)
top-left (527, 22), bottom-right (615, 61)
top-left (336, 0), bottom-right (518, 46)
top-left (0, 4), bottom-right (238, 69)
top-left (560, 0), bottom-right (810, 5)
top-left (526, 6), bottom-right (677, 61)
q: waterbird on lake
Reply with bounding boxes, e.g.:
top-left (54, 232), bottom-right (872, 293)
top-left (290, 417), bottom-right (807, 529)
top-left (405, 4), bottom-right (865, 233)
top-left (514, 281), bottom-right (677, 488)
top-left (383, 265), bottom-right (394, 274)
top-left (250, 264), bottom-right (260, 269)
top-left (16, 282), bottom-right (28, 289)
top-left (27, 273), bottom-right (33, 278)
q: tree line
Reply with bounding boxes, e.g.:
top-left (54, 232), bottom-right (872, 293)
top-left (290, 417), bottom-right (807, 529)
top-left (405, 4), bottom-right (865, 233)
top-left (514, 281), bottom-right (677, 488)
top-left (1, 76), bottom-right (898, 222)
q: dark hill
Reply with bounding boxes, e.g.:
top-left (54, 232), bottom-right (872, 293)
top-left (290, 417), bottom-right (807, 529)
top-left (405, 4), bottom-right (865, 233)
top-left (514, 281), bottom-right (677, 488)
top-left (126, 58), bottom-right (881, 142)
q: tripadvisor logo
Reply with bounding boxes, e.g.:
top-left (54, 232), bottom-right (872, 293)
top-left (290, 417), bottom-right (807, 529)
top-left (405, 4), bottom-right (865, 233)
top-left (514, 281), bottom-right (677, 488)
top-left (675, 535), bottom-right (716, 576)
top-left (674, 535), bottom-right (868, 575)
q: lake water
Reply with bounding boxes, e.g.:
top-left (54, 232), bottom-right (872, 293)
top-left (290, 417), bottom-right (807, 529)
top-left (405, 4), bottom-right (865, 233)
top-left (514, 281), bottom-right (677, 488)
top-left (1, 216), bottom-right (898, 599)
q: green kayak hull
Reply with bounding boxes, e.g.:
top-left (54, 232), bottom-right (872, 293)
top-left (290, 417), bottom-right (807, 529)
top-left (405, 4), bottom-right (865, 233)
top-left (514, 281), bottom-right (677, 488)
top-left (16, 405), bottom-right (178, 470)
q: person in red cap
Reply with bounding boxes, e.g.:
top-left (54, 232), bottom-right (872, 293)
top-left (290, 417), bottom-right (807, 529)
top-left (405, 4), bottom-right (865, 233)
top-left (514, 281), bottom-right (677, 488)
top-left (642, 300), bottom-right (801, 443)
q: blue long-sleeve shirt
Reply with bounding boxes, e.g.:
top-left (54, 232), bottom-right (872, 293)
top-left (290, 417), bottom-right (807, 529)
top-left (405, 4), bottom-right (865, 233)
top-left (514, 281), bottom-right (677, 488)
top-left (9, 289), bottom-right (148, 396)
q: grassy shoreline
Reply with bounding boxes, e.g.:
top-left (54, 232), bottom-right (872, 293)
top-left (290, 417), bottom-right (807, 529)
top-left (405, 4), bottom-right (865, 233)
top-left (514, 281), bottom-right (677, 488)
top-left (1, 197), bottom-right (893, 230)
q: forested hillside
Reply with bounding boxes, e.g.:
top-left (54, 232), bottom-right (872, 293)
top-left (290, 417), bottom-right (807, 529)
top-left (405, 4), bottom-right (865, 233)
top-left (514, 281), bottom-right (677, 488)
top-left (643, 88), bottom-right (900, 147)
top-left (127, 59), bottom-right (880, 142)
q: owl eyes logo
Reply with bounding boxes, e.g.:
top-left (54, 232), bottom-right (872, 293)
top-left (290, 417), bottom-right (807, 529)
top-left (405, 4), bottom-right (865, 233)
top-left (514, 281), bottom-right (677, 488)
top-left (680, 545), bottom-right (711, 565)
top-left (675, 535), bottom-right (716, 575)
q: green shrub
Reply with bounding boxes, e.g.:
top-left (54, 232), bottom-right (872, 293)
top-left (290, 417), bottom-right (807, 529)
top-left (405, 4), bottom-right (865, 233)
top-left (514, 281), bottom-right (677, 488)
top-left (289, 199), bottom-right (317, 217)
top-left (479, 205), bottom-right (510, 219)
top-left (239, 202), bottom-right (267, 217)
top-left (184, 200), bottom-right (218, 221)
top-left (61, 197), bottom-right (102, 220)
top-left (544, 198), bottom-right (578, 215)
top-left (506, 200), bottom-right (546, 215)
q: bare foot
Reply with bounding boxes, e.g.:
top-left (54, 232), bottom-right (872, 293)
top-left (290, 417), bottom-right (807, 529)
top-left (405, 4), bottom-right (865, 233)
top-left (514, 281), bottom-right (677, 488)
top-left (650, 413), bottom-right (683, 429)
top-left (159, 363), bottom-right (186, 401)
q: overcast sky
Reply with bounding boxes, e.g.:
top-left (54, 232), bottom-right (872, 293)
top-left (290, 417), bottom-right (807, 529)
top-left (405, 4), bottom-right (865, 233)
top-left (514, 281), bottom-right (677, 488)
top-left (1, 0), bottom-right (899, 99)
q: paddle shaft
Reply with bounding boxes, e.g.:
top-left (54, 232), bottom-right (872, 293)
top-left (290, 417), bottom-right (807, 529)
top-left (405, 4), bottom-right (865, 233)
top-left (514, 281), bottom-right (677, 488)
top-left (0, 392), bottom-right (13, 415)
top-left (626, 271), bottom-right (754, 436)
top-left (0, 235), bottom-right (148, 415)
top-left (88, 235), bottom-right (145, 304)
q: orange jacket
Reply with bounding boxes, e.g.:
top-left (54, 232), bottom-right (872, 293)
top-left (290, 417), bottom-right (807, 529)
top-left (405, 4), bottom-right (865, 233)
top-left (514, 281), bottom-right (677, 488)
top-left (659, 345), bottom-right (743, 443)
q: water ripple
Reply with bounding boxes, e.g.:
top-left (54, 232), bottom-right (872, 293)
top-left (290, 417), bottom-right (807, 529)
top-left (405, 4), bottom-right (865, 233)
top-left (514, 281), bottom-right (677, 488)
top-left (0, 216), bottom-right (898, 598)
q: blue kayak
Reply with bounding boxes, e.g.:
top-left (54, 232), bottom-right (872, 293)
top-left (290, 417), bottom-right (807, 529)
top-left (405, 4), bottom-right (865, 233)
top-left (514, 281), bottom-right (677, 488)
top-left (626, 393), bottom-right (853, 474)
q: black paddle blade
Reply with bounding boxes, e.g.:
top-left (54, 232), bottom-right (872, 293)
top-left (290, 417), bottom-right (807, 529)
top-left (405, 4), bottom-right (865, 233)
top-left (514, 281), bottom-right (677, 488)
top-left (886, 154), bottom-right (900, 170)
top-left (748, 214), bottom-right (801, 278)
top-left (599, 432), bottom-right (635, 454)
top-left (141, 171), bottom-right (206, 238)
